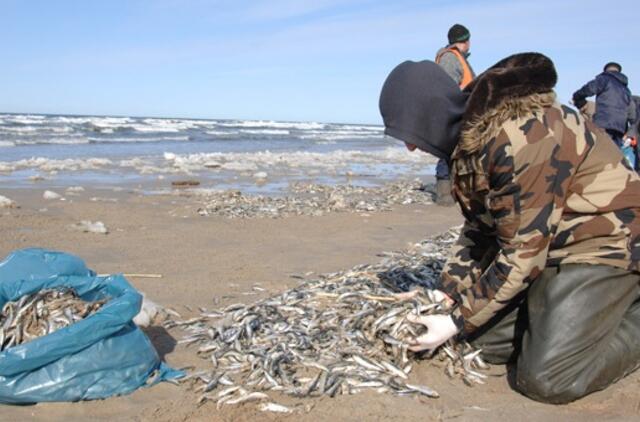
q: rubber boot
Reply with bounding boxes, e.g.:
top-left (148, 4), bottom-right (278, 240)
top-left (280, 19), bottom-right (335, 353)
top-left (435, 179), bottom-right (455, 207)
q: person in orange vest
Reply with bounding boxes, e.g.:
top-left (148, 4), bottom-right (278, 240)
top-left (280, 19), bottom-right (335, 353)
top-left (432, 24), bottom-right (476, 206)
top-left (436, 24), bottom-right (475, 89)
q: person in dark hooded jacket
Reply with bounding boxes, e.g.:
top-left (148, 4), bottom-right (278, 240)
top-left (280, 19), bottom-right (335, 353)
top-left (573, 62), bottom-right (636, 147)
top-left (380, 53), bottom-right (640, 404)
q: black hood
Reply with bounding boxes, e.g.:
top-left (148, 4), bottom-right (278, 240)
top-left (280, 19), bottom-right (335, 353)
top-left (379, 60), bottom-right (468, 160)
top-left (603, 71), bottom-right (629, 86)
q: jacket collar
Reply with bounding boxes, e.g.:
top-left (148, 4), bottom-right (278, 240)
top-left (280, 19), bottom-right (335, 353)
top-left (454, 53), bottom-right (557, 157)
top-left (446, 45), bottom-right (470, 59)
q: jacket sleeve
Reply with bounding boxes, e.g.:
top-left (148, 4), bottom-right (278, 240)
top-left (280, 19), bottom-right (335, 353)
top-left (439, 220), bottom-right (498, 298)
top-left (572, 77), bottom-right (603, 109)
top-left (438, 52), bottom-right (463, 86)
top-left (450, 125), bottom-right (567, 335)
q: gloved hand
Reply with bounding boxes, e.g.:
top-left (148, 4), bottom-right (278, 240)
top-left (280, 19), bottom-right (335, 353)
top-left (406, 313), bottom-right (460, 351)
top-left (572, 97), bottom-right (587, 110)
top-left (623, 137), bottom-right (633, 148)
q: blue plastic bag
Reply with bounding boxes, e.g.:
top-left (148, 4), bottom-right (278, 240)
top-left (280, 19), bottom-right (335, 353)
top-left (0, 248), bottom-right (182, 404)
top-left (622, 145), bottom-right (637, 170)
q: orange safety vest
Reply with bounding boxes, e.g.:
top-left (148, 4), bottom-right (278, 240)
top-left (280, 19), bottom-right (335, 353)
top-left (435, 48), bottom-right (474, 89)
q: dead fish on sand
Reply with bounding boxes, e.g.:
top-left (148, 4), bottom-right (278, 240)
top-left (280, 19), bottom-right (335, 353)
top-left (167, 227), bottom-right (489, 408)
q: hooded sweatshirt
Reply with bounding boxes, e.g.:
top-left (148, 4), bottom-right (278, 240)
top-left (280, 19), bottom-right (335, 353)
top-left (379, 60), bottom-right (468, 160)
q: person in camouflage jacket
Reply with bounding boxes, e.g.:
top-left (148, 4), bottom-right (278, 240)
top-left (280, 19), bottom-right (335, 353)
top-left (379, 53), bottom-right (640, 404)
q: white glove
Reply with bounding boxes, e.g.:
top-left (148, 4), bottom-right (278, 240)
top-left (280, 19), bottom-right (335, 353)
top-left (623, 137), bottom-right (633, 148)
top-left (406, 313), bottom-right (460, 351)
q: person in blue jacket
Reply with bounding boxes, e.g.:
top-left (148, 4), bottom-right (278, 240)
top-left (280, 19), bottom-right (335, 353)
top-left (573, 62), bottom-right (637, 167)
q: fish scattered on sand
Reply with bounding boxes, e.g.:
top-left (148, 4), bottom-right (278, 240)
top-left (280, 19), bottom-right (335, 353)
top-left (193, 179), bottom-right (434, 218)
top-left (167, 227), bottom-right (489, 409)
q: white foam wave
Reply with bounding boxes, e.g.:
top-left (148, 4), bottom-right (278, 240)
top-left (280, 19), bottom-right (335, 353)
top-left (335, 125), bottom-right (383, 131)
top-left (240, 129), bottom-right (291, 135)
top-left (137, 118), bottom-right (210, 132)
top-left (3, 115), bottom-right (47, 125)
top-left (217, 120), bottom-right (326, 130)
top-left (14, 137), bottom-right (89, 145)
top-left (0, 126), bottom-right (40, 133)
top-left (0, 157), bottom-right (113, 173)
top-left (205, 130), bottom-right (229, 136)
top-left (50, 126), bottom-right (75, 133)
top-left (72, 116), bottom-right (129, 124)
top-left (0, 125), bottom-right (75, 135)
top-left (299, 133), bottom-right (381, 141)
top-left (133, 125), bottom-right (181, 133)
top-left (87, 136), bottom-right (189, 143)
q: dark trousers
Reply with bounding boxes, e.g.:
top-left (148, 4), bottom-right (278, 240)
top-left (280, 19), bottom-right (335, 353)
top-left (436, 159), bottom-right (449, 180)
top-left (469, 264), bottom-right (640, 404)
top-left (605, 128), bottom-right (624, 146)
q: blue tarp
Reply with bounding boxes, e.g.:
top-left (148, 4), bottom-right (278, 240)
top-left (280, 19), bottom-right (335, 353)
top-left (0, 248), bottom-right (182, 404)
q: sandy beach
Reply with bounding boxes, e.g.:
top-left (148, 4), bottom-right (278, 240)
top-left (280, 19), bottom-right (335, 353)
top-left (0, 187), bottom-right (638, 421)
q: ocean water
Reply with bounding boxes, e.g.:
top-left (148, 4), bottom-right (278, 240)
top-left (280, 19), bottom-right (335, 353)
top-left (0, 113), bottom-right (436, 193)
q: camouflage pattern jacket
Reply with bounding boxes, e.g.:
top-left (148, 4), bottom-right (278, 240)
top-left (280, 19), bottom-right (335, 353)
top-left (438, 54), bottom-right (640, 335)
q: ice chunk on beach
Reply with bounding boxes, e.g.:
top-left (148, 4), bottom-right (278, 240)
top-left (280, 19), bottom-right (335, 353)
top-left (66, 186), bottom-right (85, 193)
top-left (204, 161), bottom-right (221, 169)
top-left (0, 195), bottom-right (16, 208)
top-left (253, 171), bottom-right (268, 179)
top-left (71, 220), bottom-right (109, 234)
top-left (43, 190), bottom-right (62, 200)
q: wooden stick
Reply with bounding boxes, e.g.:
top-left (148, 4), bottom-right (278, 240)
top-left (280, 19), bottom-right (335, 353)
top-left (98, 273), bottom-right (163, 278)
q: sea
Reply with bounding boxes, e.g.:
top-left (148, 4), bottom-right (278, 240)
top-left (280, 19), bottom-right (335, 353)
top-left (0, 113), bottom-right (436, 194)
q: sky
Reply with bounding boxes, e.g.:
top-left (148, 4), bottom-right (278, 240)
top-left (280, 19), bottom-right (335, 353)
top-left (0, 0), bottom-right (638, 124)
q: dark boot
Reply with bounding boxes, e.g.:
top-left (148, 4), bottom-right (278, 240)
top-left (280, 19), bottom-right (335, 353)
top-left (435, 179), bottom-right (455, 206)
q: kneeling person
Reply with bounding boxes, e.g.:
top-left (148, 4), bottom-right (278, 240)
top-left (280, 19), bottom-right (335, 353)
top-left (379, 53), bottom-right (640, 404)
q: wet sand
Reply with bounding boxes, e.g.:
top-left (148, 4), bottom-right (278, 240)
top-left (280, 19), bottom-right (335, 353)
top-left (0, 189), bottom-right (638, 421)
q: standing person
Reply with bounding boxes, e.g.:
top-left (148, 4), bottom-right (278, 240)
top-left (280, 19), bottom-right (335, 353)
top-left (379, 53), bottom-right (640, 404)
top-left (573, 62), bottom-right (637, 167)
top-left (432, 24), bottom-right (476, 206)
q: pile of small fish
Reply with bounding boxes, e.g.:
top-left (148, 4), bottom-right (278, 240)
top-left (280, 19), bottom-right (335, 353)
top-left (169, 227), bottom-right (489, 411)
top-left (194, 179), bottom-right (434, 218)
top-left (0, 288), bottom-right (106, 351)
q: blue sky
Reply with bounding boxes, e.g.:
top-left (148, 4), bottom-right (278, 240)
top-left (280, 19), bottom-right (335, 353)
top-left (0, 0), bottom-right (638, 124)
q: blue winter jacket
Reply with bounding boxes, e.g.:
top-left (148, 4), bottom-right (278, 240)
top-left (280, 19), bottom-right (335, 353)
top-left (573, 71), bottom-right (632, 133)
